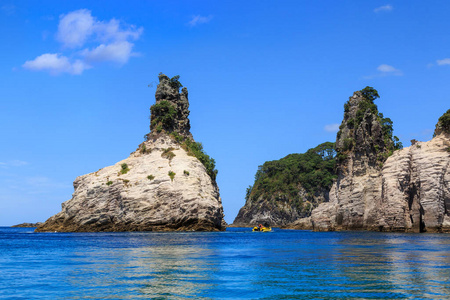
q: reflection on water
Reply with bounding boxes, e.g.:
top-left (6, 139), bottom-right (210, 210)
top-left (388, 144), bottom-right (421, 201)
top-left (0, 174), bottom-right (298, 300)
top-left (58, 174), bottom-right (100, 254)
top-left (1, 228), bottom-right (450, 299)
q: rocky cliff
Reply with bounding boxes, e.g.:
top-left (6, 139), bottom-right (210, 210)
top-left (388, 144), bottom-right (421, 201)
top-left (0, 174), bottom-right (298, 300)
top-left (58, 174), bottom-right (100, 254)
top-left (309, 92), bottom-right (450, 233)
top-left (36, 74), bottom-right (225, 232)
top-left (233, 142), bottom-right (336, 226)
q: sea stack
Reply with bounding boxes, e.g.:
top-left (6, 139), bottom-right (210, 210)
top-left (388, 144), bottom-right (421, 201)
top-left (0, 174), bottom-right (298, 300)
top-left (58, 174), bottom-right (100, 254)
top-left (310, 91), bottom-right (450, 232)
top-left (36, 74), bottom-right (226, 232)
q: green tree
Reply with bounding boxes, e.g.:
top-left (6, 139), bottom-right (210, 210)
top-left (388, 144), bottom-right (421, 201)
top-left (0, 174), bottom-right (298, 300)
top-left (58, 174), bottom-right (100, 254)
top-left (360, 86), bottom-right (380, 102)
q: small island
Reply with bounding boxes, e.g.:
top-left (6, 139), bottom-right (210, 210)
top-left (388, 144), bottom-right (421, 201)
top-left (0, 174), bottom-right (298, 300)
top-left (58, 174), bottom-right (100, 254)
top-left (36, 74), bottom-right (226, 232)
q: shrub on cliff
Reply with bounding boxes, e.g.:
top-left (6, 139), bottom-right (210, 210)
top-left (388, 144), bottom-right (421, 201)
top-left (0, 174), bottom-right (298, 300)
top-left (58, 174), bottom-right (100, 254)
top-left (436, 109), bottom-right (450, 135)
top-left (183, 138), bottom-right (218, 181)
top-left (337, 87), bottom-right (402, 157)
top-left (169, 132), bottom-right (218, 182)
top-left (150, 100), bottom-right (177, 132)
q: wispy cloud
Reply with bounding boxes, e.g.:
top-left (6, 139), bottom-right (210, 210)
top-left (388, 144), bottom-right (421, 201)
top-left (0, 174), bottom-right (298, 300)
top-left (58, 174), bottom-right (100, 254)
top-left (0, 160), bottom-right (29, 168)
top-left (374, 4), bottom-right (393, 13)
top-left (436, 58), bottom-right (450, 66)
top-left (82, 41), bottom-right (135, 64)
top-left (23, 9), bottom-right (143, 75)
top-left (364, 64), bottom-right (403, 79)
top-left (324, 123), bottom-right (340, 133)
top-left (377, 64), bottom-right (402, 75)
top-left (188, 15), bottom-right (213, 27)
top-left (26, 176), bottom-right (70, 190)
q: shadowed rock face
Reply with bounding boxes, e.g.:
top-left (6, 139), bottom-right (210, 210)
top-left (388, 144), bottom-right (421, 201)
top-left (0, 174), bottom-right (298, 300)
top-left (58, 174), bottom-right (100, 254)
top-left (150, 73), bottom-right (193, 139)
top-left (36, 74), bottom-right (225, 232)
top-left (233, 187), bottom-right (329, 227)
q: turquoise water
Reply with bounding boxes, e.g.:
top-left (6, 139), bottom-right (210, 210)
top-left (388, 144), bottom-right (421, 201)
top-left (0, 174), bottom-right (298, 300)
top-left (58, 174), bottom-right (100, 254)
top-left (1, 227), bottom-right (450, 299)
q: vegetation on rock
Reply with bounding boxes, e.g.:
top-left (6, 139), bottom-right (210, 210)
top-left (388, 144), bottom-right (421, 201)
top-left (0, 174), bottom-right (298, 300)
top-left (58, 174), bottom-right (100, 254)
top-left (147, 74), bottom-right (218, 183)
top-left (435, 109), bottom-right (450, 135)
top-left (161, 147), bottom-right (176, 160)
top-left (150, 100), bottom-right (177, 132)
top-left (168, 170), bottom-right (176, 182)
top-left (120, 163), bottom-right (130, 174)
top-left (170, 132), bottom-right (218, 182)
top-left (245, 142), bottom-right (337, 216)
top-left (337, 86), bottom-right (402, 162)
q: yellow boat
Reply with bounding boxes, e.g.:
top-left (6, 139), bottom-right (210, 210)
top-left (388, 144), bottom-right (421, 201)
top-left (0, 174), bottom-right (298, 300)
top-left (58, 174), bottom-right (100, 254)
top-left (252, 226), bottom-right (272, 232)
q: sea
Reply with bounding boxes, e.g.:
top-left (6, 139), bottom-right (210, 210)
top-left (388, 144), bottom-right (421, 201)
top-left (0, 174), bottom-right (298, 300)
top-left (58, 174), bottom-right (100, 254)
top-left (1, 227), bottom-right (450, 299)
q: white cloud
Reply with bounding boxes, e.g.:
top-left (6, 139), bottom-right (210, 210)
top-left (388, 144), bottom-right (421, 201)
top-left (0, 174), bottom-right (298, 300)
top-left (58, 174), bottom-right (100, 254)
top-left (364, 64), bottom-right (402, 79)
top-left (324, 123), bottom-right (340, 133)
top-left (57, 10), bottom-right (143, 48)
top-left (82, 41), bottom-right (134, 64)
top-left (23, 9), bottom-right (143, 75)
top-left (57, 9), bottom-right (95, 48)
top-left (377, 64), bottom-right (402, 74)
top-left (374, 4), bottom-right (393, 13)
top-left (437, 58), bottom-right (450, 66)
top-left (188, 15), bottom-right (213, 27)
top-left (23, 53), bottom-right (90, 75)
top-left (95, 19), bottom-right (143, 43)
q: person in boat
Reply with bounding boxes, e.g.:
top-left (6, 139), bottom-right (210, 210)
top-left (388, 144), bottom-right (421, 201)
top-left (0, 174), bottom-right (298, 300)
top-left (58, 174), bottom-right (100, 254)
top-left (258, 224), bottom-right (263, 230)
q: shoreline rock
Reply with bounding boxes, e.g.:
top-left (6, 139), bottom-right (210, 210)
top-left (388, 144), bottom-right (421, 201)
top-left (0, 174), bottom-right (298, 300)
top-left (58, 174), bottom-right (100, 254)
top-left (12, 222), bottom-right (43, 228)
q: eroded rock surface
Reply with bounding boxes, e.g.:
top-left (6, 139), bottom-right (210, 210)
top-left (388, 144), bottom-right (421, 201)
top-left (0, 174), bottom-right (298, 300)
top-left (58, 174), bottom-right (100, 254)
top-left (309, 92), bottom-right (450, 232)
top-left (37, 74), bottom-right (225, 232)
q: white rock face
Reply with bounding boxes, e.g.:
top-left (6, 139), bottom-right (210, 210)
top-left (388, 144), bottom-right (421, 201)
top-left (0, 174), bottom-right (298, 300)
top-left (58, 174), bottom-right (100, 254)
top-left (37, 135), bottom-right (225, 232)
top-left (311, 133), bottom-right (450, 232)
top-left (37, 73), bottom-right (225, 232)
top-left (378, 133), bottom-right (450, 232)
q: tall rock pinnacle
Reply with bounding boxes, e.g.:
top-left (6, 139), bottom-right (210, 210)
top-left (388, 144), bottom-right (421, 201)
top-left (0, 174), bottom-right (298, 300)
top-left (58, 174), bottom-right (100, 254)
top-left (335, 87), bottom-right (401, 176)
top-left (150, 73), bottom-right (193, 139)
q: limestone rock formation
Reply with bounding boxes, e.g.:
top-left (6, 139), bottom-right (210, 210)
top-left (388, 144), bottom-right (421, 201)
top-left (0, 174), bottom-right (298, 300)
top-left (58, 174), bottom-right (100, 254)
top-left (36, 74), bottom-right (225, 232)
top-left (309, 91), bottom-right (450, 233)
top-left (377, 133), bottom-right (450, 232)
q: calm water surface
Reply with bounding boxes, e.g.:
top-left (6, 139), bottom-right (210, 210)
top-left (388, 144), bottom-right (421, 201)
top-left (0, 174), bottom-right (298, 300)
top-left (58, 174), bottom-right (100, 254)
top-left (1, 227), bottom-right (449, 299)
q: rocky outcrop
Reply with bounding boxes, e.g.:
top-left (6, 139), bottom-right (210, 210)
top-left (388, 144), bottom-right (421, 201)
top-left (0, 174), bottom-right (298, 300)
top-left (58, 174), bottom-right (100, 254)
top-left (310, 89), bottom-right (393, 231)
top-left (233, 186), bottom-right (329, 227)
top-left (12, 222), bottom-right (43, 228)
top-left (281, 217), bottom-right (313, 230)
top-left (376, 123), bottom-right (450, 232)
top-left (310, 91), bottom-right (450, 233)
top-left (233, 142), bottom-right (336, 227)
top-left (36, 74), bottom-right (225, 232)
top-left (150, 74), bottom-right (193, 139)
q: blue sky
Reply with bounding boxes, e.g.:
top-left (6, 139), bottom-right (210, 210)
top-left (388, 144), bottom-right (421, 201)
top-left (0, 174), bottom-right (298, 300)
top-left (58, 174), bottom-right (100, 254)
top-left (1, 1), bottom-right (449, 225)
